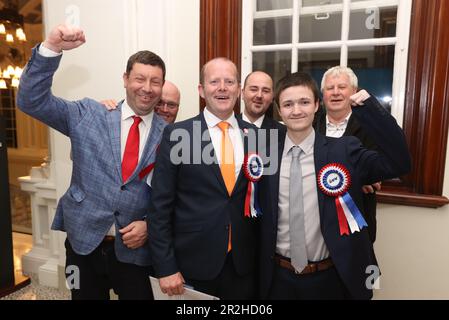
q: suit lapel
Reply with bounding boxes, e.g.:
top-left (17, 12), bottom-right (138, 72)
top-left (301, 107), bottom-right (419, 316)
top-left (269, 129), bottom-right (285, 226)
top-left (261, 116), bottom-right (272, 130)
top-left (234, 116), bottom-right (253, 191)
top-left (106, 103), bottom-right (123, 181)
top-left (199, 113), bottom-right (229, 193)
top-left (343, 114), bottom-right (359, 137)
top-left (314, 132), bottom-right (328, 217)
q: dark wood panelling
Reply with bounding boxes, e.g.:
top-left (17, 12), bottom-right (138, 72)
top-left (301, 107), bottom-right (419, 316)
top-left (200, 0), bottom-right (242, 113)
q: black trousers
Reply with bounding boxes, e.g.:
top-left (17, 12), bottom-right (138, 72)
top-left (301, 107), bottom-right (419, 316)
top-left (65, 239), bottom-right (153, 300)
top-left (184, 252), bottom-right (256, 300)
top-left (268, 263), bottom-right (350, 300)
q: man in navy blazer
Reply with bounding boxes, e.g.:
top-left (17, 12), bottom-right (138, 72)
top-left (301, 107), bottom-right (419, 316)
top-left (149, 58), bottom-right (260, 299)
top-left (16, 24), bottom-right (167, 299)
top-left (258, 72), bottom-right (410, 299)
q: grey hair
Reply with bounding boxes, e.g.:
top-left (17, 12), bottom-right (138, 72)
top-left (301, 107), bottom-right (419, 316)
top-left (321, 66), bottom-right (358, 91)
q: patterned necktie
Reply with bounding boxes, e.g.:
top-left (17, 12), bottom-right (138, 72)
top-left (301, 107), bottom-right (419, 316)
top-left (289, 146), bottom-right (308, 272)
top-left (217, 121), bottom-right (235, 252)
top-left (122, 116), bottom-right (142, 182)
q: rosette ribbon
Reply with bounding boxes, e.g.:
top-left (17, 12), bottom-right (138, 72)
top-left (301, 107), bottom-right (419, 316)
top-left (317, 163), bottom-right (368, 236)
top-left (243, 153), bottom-right (264, 218)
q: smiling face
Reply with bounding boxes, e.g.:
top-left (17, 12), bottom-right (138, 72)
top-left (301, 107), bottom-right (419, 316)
top-left (322, 73), bottom-right (357, 116)
top-left (123, 62), bottom-right (164, 116)
top-left (198, 59), bottom-right (241, 120)
top-left (242, 71), bottom-right (273, 121)
top-left (278, 85), bottom-right (319, 135)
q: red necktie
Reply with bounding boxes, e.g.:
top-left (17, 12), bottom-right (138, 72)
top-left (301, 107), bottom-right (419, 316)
top-left (122, 116), bottom-right (142, 182)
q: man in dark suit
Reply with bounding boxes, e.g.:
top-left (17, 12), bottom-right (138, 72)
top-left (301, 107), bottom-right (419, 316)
top-left (314, 66), bottom-right (379, 243)
top-left (149, 58), bottom-right (259, 299)
top-left (258, 72), bottom-right (410, 299)
top-left (238, 71), bottom-right (285, 131)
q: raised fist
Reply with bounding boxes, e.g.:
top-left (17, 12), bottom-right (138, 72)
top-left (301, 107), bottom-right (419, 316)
top-left (350, 89), bottom-right (370, 106)
top-left (43, 24), bottom-right (86, 53)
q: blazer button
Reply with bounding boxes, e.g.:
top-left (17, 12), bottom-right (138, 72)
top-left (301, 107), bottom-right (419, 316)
top-left (114, 211), bottom-right (120, 216)
top-left (120, 185), bottom-right (126, 191)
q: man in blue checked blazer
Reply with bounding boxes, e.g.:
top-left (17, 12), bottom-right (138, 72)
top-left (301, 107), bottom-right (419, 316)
top-left (16, 24), bottom-right (167, 300)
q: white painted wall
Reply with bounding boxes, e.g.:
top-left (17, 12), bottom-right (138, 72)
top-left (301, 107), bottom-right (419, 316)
top-left (135, 0), bottom-right (200, 122)
top-left (373, 130), bottom-right (449, 299)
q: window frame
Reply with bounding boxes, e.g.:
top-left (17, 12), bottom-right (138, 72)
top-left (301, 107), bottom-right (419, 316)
top-left (200, 0), bottom-right (449, 207)
top-left (242, 0), bottom-right (411, 125)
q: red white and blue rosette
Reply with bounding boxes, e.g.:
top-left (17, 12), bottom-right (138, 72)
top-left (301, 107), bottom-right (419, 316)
top-left (243, 153), bottom-right (264, 218)
top-left (317, 163), bottom-right (368, 236)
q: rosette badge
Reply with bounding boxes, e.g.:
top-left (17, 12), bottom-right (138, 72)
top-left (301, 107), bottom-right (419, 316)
top-left (318, 163), bottom-right (368, 236)
top-left (243, 153), bottom-right (264, 218)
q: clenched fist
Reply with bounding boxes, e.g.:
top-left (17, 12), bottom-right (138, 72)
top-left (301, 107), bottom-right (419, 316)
top-left (350, 89), bottom-right (370, 106)
top-left (43, 24), bottom-right (86, 53)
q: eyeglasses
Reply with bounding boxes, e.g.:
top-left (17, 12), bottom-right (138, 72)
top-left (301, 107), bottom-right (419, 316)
top-left (156, 100), bottom-right (179, 109)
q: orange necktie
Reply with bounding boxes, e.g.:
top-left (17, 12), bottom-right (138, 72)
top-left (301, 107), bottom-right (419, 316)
top-left (217, 121), bottom-right (235, 252)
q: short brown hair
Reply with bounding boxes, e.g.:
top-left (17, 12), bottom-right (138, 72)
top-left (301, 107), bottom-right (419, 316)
top-left (275, 72), bottom-right (320, 107)
top-left (126, 50), bottom-right (166, 80)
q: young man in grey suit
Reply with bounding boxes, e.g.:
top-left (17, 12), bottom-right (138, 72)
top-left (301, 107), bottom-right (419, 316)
top-left (258, 72), bottom-right (410, 299)
top-left (17, 24), bottom-right (167, 300)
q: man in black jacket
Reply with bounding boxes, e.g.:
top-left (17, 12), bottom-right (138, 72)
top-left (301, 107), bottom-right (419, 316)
top-left (314, 66), bottom-right (380, 243)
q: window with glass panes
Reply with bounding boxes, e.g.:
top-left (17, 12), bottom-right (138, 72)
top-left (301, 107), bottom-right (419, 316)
top-left (242, 0), bottom-right (412, 124)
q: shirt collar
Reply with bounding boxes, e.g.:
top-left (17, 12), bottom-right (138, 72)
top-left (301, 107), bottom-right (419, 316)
top-left (283, 129), bottom-right (315, 157)
top-left (326, 112), bottom-right (352, 128)
top-left (121, 100), bottom-right (154, 127)
top-left (241, 112), bottom-right (265, 128)
top-left (203, 107), bottom-right (238, 129)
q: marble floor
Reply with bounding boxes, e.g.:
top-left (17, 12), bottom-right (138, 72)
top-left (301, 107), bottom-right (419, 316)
top-left (0, 232), bottom-right (70, 300)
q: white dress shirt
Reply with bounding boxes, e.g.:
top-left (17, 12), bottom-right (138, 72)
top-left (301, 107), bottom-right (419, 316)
top-left (242, 112), bottom-right (265, 129)
top-left (276, 129), bottom-right (329, 262)
top-left (326, 113), bottom-right (351, 138)
top-left (203, 108), bottom-right (244, 181)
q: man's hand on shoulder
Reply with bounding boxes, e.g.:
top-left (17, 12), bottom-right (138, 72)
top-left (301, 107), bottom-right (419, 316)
top-left (43, 24), bottom-right (86, 53)
top-left (99, 99), bottom-right (118, 111)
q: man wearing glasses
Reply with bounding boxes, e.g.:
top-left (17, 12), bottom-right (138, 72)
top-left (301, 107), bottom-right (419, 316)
top-left (154, 80), bottom-right (181, 124)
